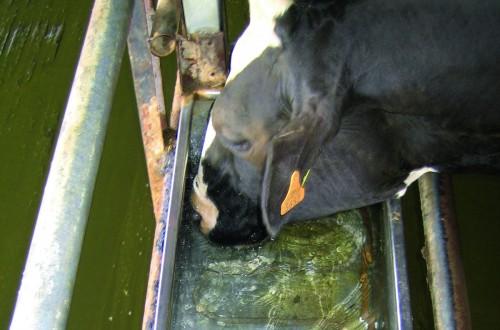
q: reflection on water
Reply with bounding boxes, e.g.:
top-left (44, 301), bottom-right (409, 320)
top-left (171, 209), bottom-right (386, 329)
top-left (169, 103), bottom-right (387, 329)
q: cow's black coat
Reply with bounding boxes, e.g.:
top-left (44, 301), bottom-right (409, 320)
top-left (196, 0), bottom-right (500, 244)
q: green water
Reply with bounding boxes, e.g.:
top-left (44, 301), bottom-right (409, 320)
top-left (0, 0), bottom-right (163, 328)
top-left (1, 0), bottom-right (499, 329)
top-left (0, 0), bottom-right (92, 327)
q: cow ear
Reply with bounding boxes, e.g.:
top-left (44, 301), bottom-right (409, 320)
top-left (260, 101), bottom-right (340, 237)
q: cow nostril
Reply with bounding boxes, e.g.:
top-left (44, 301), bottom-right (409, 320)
top-left (191, 209), bottom-right (202, 222)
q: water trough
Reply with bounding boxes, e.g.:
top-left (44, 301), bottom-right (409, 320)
top-left (10, 1), bottom-right (471, 329)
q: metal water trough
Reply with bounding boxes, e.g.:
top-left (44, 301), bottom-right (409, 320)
top-left (10, 0), bottom-right (470, 329)
top-left (140, 1), bottom-right (415, 328)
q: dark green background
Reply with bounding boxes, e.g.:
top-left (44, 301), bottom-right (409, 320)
top-left (1, 0), bottom-right (498, 328)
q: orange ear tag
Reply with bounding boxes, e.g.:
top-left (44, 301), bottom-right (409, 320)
top-left (281, 170), bottom-right (309, 215)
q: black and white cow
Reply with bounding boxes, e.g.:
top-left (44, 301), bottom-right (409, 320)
top-left (192, 0), bottom-right (500, 245)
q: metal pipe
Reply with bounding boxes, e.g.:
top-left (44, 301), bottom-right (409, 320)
top-left (383, 199), bottom-right (413, 330)
top-left (138, 0), bottom-right (167, 119)
top-left (149, 0), bottom-right (180, 57)
top-left (10, 0), bottom-right (133, 328)
top-left (182, 0), bottom-right (221, 34)
top-left (419, 173), bottom-right (472, 330)
top-left (127, 2), bottom-right (174, 328)
top-left (153, 95), bottom-right (194, 330)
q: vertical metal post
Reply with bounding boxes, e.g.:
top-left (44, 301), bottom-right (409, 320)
top-left (383, 199), bottom-right (414, 330)
top-left (182, 0), bottom-right (221, 34)
top-left (10, 0), bottom-right (133, 328)
top-left (126, 2), bottom-right (176, 329)
top-left (153, 96), bottom-right (193, 330)
top-left (128, 0), bottom-right (168, 222)
top-left (419, 173), bottom-right (471, 330)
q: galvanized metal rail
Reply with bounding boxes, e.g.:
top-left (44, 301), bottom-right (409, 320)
top-left (419, 173), bottom-right (472, 330)
top-left (10, 0), bottom-right (134, 328)
top-left (383, 199), bottom-right (414, 330)
top-left (151, 96), bottom-right (193, 330)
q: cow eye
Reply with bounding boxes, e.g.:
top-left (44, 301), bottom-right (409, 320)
top-left (219, 135), bottom-right (251, 153)
top-left (231, 139), bottom-right (251, 153)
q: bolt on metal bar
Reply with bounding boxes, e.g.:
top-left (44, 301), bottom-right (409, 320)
top-left (383, 199), bottom-right (414, 330)
top-left (418, 173), bottom-right (471, 330)
top-left (10, 0), bottom-right (134, 328)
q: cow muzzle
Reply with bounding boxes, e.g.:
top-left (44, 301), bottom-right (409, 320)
top-left (191, 174), bottom-right (218, 235)
top-left (191, 170), bottom-right (268, 245)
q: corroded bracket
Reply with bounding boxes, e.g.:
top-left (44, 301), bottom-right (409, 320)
top-left (176, 32), bottom-right (227, 95)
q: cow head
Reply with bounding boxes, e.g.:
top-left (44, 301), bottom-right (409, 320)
top-left (192, 48), bottom-right (291, 245)
top-left (191, 0), bottom-right (371, 245)
top-left (191, 0), bottom-right (348, 244)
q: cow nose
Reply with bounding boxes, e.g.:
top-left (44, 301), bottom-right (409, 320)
top-left (191, 187), bottom-right (218, 235)
top-left (191, 208), bottom-right (202, 223)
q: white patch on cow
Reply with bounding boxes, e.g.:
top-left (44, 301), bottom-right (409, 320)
top-left (226, 0), bottom-right (293, 82)
top-left (395, 166), bottom-right (438, 198)
top-left (193, 118), bottom-right (218, 234)
top-left (201, 117), bottom-right (216, 158)
top-left (192, 173), bottom-right (218, 235)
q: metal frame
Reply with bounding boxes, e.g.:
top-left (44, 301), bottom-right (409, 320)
top-left (150, 96), bottom-right (192, 330)
top-left (11, 1), bottom-right (471, 329)
top-left (10, 1), bottom-right (134, 328)
top-left (383, 199), bottom-right (414, 330)
top-left (418, 173), bottom-right (471, 330)
top-left (139, 1), bottom-right (225, 329)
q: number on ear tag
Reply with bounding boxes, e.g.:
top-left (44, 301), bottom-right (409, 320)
top-left (280, 170), bottom-right (305, 215)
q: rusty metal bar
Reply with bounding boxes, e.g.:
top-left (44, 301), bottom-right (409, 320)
top-left (128, 0), bottom-right (167, 221)
top-left (126, 1), bottom-right (177, 329)
top-left (137, 1), bottom-right (226, 328)
top-left (418, 173), bottom-right (471, 330)
top-left (10, 0), bottom-right (134, 328)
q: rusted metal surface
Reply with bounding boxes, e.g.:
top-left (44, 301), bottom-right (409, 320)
top-left (11, 0), bottom-right (134, 328)
top-left (169, 70), bottom-right (183, 130)
top-left (419, 173), bottom-right (472, 330)
top-left (149, 0), bottom-right (180, 57)
top-left (142, 128), bottom-right (177, 330)
top-left (138, 0), bottom-right (167, 120)
top-left (128, 0), bottom-right (167, 221)
top-left (176, 32), bottom-right (227, 95)
top-left (152, 96), bottom-right (194, 330)
top-left (126, 1), bottom-right (174, 329)
top-left (132, 1), bottom-right (227, 327)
